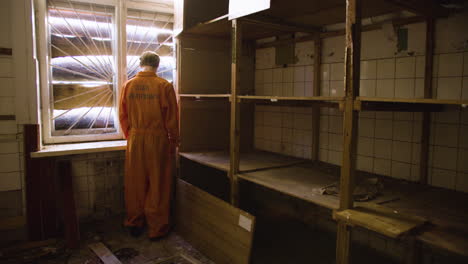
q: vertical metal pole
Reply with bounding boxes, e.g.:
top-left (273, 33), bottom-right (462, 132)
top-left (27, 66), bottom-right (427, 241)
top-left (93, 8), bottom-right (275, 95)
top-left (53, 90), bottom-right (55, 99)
top-left (311, 34), bottom-right (322, 160)
top-left (419, 18), bottom-right (434, 185)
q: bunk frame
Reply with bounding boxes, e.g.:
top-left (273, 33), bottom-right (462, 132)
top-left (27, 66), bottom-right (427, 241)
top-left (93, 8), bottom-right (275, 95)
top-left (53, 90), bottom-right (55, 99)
top-left (175, 1), bottom-right (468, 263)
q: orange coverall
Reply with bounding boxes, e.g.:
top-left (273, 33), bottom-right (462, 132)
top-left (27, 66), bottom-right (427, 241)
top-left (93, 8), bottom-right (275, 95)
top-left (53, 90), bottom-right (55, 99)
top-left (119, 71), bottom-right (179, 238)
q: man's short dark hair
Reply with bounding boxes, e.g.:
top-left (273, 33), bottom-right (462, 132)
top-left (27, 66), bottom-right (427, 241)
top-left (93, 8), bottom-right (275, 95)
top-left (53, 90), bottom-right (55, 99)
top-left (139, 51), bottom-right (160, 68)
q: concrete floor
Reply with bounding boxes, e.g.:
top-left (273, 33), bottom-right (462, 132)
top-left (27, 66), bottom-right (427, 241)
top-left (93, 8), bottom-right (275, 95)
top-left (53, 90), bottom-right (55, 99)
top-left (40, 217), bottom-right (214, 264)
top-left (4, 214), bottom-right (400, 264)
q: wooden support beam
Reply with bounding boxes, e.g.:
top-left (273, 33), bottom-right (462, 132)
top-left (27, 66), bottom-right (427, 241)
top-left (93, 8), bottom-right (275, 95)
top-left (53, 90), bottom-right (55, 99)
top-left (419, 18), bottom-right (435, 185)
top-left (336, 0), bottom-right (361, 263)
top-left (25, 124), bottom-right (42, 241)
top-left (311, 35), bottom-right (322, 160)
top-left (405, 237), bottom-right (422, 264)
top-left (242, 17), bottom-right (319, 34)
top-left (384, 0), bottom-right (449, 17)
top-left (336, 222), bottom-right (351, 264)
top-left (257, 16), bottom-right (425, 49)
top-left (229, 19), bottom-right (242, 206)
top-left (340, 0), bottom-right (361, 212)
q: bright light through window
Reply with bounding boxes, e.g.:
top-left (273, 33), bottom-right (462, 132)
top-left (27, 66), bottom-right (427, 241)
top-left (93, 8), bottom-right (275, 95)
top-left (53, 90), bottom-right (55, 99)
top-left (126, 9), bottom-right (174, 82)
top-left (44, 1), bottom-right (175, 142)
top-left (48, 0), bottom-right (116, 136)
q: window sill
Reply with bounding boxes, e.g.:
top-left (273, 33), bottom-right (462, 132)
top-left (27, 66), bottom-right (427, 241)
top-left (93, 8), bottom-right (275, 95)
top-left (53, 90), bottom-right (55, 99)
top-left (31, 140), bottom-right (127, 158)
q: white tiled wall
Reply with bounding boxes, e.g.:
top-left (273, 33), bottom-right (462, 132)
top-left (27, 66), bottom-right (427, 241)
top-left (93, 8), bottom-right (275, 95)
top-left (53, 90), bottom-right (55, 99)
top-left (0, 0), bottom-right (25, 219)
top-left (317, 108), bottom-right (423, 180)
top-left (254, 105), bottom-right (313, 159)
top-left (255, 41), bottom-right (316, 97)
top-left (428, 108), bottom-right (468, 192)
top-left (254, 16), bottom-right (468, 193)
top-left (67, 151), bottom-right (125, 221)
top-left (0, 124), bottom-right (24, 192)
top-left (434, 52), bottom-right (468, 100)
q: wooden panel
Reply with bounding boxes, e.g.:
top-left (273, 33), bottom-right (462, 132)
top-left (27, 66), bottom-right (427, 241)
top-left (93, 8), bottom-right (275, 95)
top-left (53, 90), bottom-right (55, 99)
top-left (175, 179), bottom-right (255, 264)
top-left (238, 164), bottom-right (340, 209)
top-left (179, 100), bottom-right (230, 152)
top-left (24, 125), bottom-right (58, 240)
top-left (178, 36), bottom-right (231, 94)
top-left (58, 160), bottom-right (80, 249)
top-left (24, 124), bottom-right (42, 240)
top-left (183, 0), bottom-right (228, 31)
top-left (334, 203), bottom-right (427, 238)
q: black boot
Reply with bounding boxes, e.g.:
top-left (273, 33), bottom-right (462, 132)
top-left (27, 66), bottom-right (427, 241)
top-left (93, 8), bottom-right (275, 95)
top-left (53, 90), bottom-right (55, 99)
top-left (129, 226), bottom-right (144, 238)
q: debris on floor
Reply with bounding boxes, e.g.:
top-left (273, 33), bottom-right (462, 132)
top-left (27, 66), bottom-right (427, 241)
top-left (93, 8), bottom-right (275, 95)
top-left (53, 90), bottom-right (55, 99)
top-left (0, 239), bottom-right (65, 264)
top-left (0, 216), bottom-right (214, 264)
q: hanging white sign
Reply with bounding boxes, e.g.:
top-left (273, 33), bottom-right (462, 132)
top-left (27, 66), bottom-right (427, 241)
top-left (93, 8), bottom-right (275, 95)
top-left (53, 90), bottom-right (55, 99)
top-left (228, 0), bottom-right (271, 20)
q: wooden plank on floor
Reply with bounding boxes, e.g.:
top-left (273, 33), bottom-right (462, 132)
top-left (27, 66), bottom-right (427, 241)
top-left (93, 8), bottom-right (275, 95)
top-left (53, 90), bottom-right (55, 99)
top-left (175, 179), bottom-right (255, 264)
top-left (88, 242), bottom-right (122, 264)
top-left (333, 203), bottom-right (427, 239)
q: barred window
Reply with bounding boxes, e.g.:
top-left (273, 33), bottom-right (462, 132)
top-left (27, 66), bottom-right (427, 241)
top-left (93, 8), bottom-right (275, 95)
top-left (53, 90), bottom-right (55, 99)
top-left (40, 0), bottom-right (174, 144)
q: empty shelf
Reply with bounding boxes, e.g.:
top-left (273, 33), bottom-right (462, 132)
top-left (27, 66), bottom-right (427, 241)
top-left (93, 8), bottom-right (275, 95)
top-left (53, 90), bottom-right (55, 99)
top-left (356, 97), bottom-right (468, 112)
top-left (357, 96), bottom-right (468, 105)
top-left (179, 151), bottom-right (304, 173)
top-left (237, 95), bottom-right (343, 106)
top-left (180, 151), bottom-right (230, 171)
top-left (344, 177), bottom-right (468, 256)
top-left (334, 203), bottom-right (427, 239)
top-left (179, 94), bottom-right (231, 99)
top-left (238, 163), bottom-right (340, 210)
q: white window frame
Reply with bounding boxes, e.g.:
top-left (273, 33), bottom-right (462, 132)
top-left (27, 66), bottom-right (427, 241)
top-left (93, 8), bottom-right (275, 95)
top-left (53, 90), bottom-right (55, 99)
top-left (36, 0), bottom-right (173, 144)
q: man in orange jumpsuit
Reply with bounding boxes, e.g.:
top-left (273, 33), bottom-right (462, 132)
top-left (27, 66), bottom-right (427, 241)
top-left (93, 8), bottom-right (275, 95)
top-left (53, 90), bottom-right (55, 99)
top-left (119, 51), bottom-right (179, 239)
